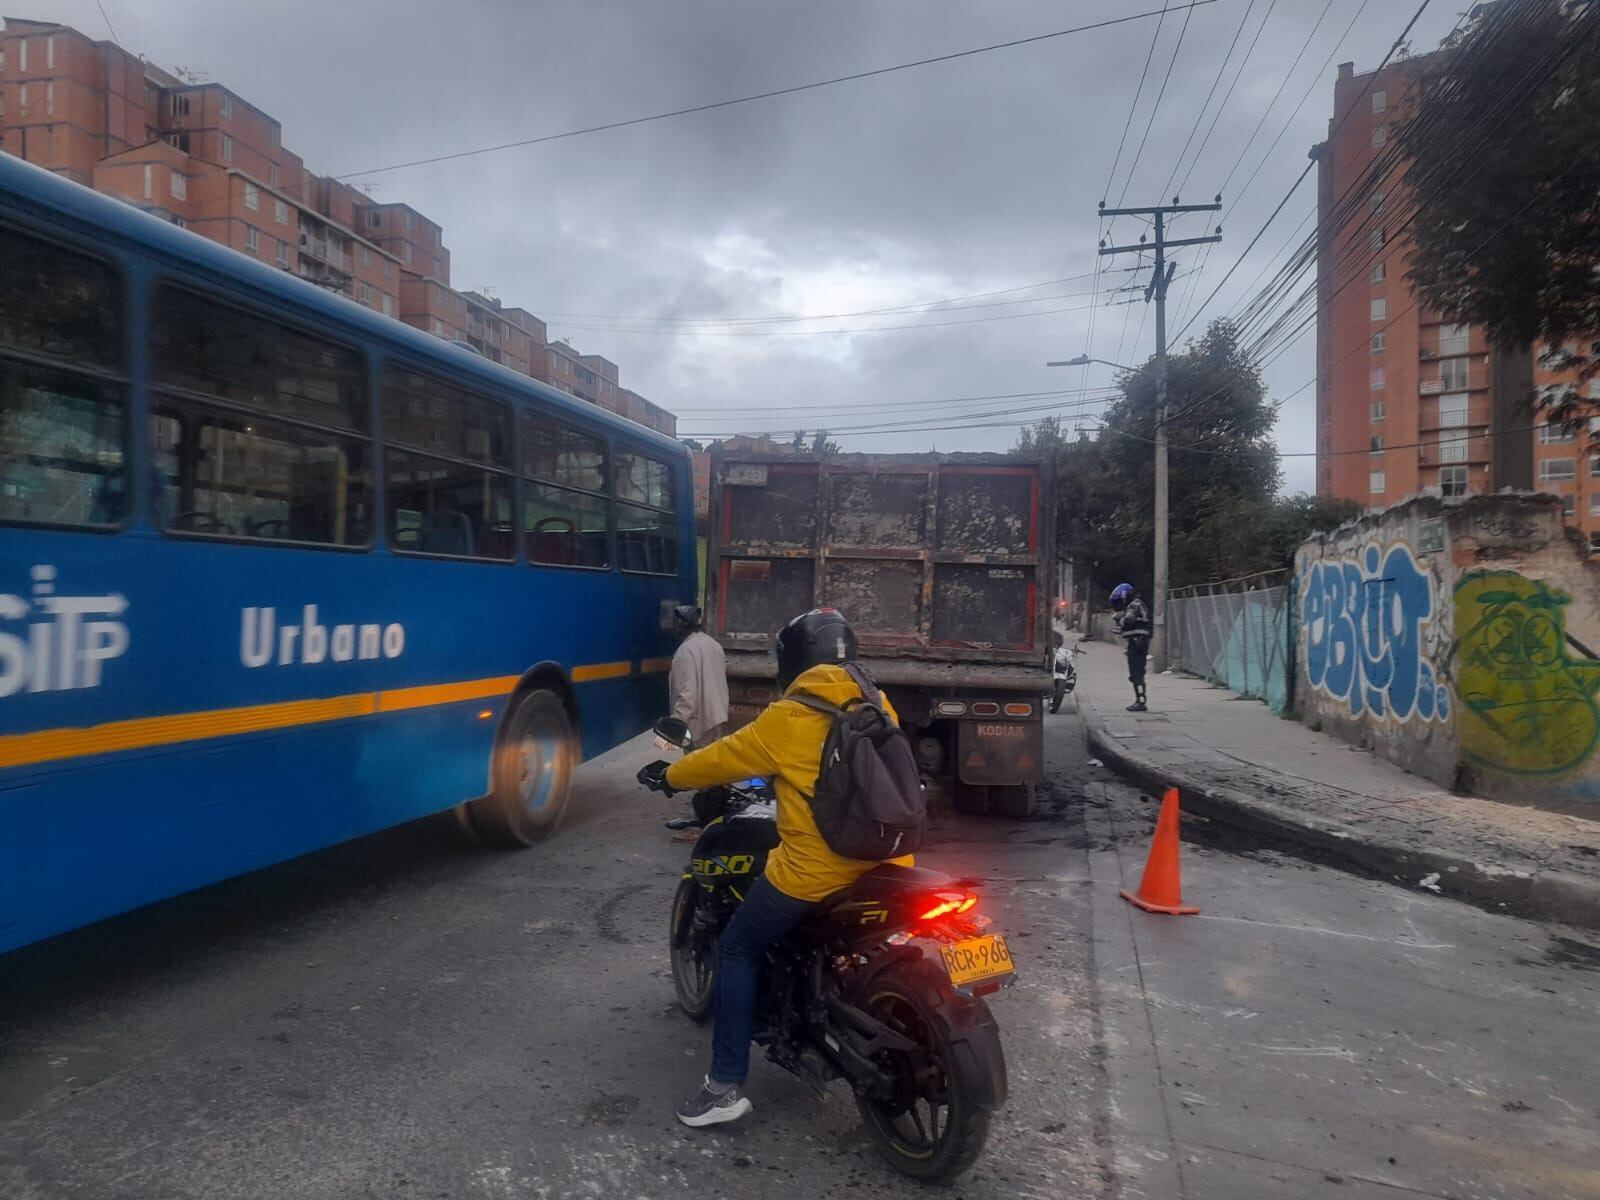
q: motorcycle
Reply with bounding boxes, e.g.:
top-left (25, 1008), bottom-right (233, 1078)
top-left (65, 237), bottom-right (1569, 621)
top-left (647, 716), bottom-right (1013, 1182)
top-left (1048, 642), bottom-right (1080, 713)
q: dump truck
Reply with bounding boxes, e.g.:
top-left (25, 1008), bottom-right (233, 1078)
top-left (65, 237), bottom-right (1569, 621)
top-left (704, 450), bottom-right (1054, 816)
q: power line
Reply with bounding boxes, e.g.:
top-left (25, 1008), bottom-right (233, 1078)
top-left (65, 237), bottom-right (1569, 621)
top-left (1175, 0), bottom-right (1281, 197)
top-left (673, 385), bottom-right (1120, 416)
top-left (94, 0), bottom-right (119, 43)
top-left (1170, 0), bottom-right (1435, 344)
top-left (553, 297), bottom-right (1101, 338)
top-left (1116, 0), bottom-right (1198, 207)
top-left (336, 3), bottom-right (1218, 179)
top-left (1159, 0), bottom-right (1262, 203)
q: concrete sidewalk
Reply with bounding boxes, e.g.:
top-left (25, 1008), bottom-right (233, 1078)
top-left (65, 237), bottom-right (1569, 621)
top-left (1071, 639), bottom-right (1600, 930)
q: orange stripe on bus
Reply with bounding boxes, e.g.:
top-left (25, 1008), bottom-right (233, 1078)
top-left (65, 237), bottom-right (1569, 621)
top-left (571, 660), bottom-right (631, 682)
top-left (0, 660), bottom-right (636, 771)
top-left (639, 657), bottom-right (674, 674)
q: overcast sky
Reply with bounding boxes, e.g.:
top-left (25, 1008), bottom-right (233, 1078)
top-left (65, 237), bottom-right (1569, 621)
top-left (46, 0), bottom-right (1464, 493)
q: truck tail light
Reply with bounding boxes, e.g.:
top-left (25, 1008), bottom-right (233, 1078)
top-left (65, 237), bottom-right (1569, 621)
top-left (1003, 703), bottom-right (1032, 716)
top-left (970, 702), bottom-right (1000, 716)
top-left (936, 701), bottom-right (967, 717)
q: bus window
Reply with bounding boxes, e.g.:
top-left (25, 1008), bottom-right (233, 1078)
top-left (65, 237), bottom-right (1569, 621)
top-left (382, 367), bottom-right (513, 560)
top-left (614, 451), bottom-right (676, 575)
top-left (523, 414), bottom-right (609, 569)
top-left (0, 226), bottom-right (126, 527)
top-left (149, 286), bottom-right (371, 545)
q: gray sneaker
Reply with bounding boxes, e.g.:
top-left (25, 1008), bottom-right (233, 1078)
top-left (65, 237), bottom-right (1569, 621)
top-left (676, 1077), bottom-right (752, 1128)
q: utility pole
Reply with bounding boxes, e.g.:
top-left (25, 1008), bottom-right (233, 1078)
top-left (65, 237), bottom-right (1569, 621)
top-left (1096, 198), bottom-right (1221, 673)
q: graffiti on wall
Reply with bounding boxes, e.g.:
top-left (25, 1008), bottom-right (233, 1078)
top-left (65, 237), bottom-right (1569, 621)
top-left (1301, 543), bottom-right (1452, 722)
top-left (1455, 571), bottom-right (1600, 775)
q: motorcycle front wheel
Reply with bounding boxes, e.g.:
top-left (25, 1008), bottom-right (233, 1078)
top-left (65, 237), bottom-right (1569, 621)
top-left (855, 961), bottom-right (999, 1182)
top-left (669, 877), bottom-right (716, 1022)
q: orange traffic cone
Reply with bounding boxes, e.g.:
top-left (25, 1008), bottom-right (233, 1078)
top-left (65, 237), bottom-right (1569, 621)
top-left (1120, 787), bottom-right (1199, 915)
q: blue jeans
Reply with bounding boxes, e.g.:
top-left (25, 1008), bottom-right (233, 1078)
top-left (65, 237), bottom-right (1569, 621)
top-left (711, 876), bottom-right (816, 1085)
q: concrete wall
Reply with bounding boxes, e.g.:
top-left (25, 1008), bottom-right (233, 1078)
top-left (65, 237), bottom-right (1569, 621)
top-left (1294, 494), bottom-right (1600, 814)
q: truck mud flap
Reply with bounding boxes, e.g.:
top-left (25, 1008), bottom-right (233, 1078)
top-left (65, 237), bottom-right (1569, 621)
top-left (957, 718), bottom-right (1043, 785)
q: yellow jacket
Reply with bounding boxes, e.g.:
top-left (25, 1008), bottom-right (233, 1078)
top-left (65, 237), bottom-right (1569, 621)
top-left (665, 663), bottom-right (915, 902)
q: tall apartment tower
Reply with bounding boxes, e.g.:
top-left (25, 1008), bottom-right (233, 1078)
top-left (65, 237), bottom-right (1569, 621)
top-left (1316, 57), bottom-right (1594, 544)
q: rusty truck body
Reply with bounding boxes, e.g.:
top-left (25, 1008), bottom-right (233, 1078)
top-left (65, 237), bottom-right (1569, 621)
top-left (704, 450), bottom-right (1053, 815)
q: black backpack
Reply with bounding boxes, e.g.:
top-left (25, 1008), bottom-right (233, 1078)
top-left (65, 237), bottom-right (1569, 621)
top-left (789, 663), bottom-right (926, 862)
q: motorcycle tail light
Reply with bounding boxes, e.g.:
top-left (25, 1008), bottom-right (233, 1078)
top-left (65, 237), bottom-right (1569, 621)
top-left (918, 890), bottom-right (979, 921)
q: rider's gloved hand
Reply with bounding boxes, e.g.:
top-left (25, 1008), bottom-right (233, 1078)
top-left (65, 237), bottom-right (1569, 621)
top-left (637, 760), bottom-right (677, 795)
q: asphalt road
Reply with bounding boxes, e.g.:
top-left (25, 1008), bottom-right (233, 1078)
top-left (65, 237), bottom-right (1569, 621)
top-left (1, 703), bottom-right (1596, 1199)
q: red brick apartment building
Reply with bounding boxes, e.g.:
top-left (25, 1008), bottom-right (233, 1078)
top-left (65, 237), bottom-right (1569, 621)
top-left (0, 16), bottom-right (674, 437)
top-left (1316, 56), bottom-right (1592, 544)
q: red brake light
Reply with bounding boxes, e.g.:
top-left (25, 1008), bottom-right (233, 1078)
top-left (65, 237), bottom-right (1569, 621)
top-left (918, 890), bottom-right (978, 921)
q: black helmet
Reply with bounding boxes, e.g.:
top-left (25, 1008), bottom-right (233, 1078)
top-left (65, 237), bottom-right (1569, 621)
top-left (775, 608), bottom-right (858, 691)
top-left (672, 604), bottom-right (702, 635)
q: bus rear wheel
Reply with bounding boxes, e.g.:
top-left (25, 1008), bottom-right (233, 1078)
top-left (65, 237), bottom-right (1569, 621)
top-left (468, 688), bottom-right (575, 846)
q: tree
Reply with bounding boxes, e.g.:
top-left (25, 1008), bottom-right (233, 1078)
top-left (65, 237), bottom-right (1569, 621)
top-left (1398, 0), bottom-right (1600, 418)
top-left (1016, 320), bottom-right (1338, 597)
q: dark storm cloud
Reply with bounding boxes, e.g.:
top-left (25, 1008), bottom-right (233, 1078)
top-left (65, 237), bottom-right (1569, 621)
top-left (76, 0), bottom-right (1464, 488)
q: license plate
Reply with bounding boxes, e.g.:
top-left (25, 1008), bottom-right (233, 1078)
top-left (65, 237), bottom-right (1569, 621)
top-left (939, 933), bottom-right (1016, 987)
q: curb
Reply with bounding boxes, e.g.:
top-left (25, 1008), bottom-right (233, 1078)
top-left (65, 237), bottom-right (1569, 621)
top-left (1083, 717), bottom-right (1600, 932)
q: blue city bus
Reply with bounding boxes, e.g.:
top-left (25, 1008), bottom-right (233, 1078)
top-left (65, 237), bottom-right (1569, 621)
top-left (0, 155), bottom-right (694, 955)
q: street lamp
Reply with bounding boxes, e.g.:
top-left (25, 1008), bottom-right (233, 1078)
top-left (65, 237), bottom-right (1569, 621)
top-left (1047, 352), bottom-right (1170, 673)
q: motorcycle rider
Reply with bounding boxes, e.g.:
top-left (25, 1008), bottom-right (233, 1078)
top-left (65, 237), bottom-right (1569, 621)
top-left (1110, 582), bottom-right (1151, 712)
top-left (639, 608), bottom-right (914, 1129)
top-left (669, 604), bottom-right (729, 745)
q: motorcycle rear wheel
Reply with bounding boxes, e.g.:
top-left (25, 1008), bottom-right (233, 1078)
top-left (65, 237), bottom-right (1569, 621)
top-left (855, 961), bottom-right (996, 1182)
top-left (669, 878), bottom-right (717, 1022)
top-left (1049, 679), bottom-right (1065, 713)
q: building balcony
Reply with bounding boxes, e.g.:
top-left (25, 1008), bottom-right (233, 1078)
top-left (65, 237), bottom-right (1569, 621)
top-left (1417, 435), bottom-right (1492, 467)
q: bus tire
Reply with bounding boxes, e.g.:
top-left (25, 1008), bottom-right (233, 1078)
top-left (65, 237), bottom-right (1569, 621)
top-left (468, 688), bottom-right (575, 846)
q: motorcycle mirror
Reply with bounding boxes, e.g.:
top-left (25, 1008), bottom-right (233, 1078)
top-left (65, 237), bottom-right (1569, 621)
top-left (653, 716), bottom-right (692, 750)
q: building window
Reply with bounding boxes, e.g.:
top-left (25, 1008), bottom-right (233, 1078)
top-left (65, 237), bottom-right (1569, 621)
top-left (274, 199), bottom-right (289, 225)
top-left (1372, 90), bottom-right (1387, 114)
top-left (244, 226), bottom-right (259, 254)
top-left (143, 164), bottom-right (153, 200)
top-left (45, 34), bottom-right (53, 70)
top-left (1439, 322), bottom-right (1470, 355)
top-left (1370, 471), bottom-right (1386, 493)
top-left (45, 80), bottom-right (53, 116)
top-left (368, 211), bottom-right (381, 229)
top-left (1371, 366), bottom-right (1386, 391)
top-left (1439, 356), bottom-right (1469, 390)
top-left (402, 244), bottom-right (411, 265)
top-left (171, 172), bottom-right (187, 200)
top-left (1370, 260), bottom-right (1385, 284)
top-left (1541, 421), bottom-right (1577, 444)
top-left (382, 258), bottom-right (393, 281)
top-left (381, 367), bottom-right (514, 560)
top-left (360, 244), bottom-right (371, 267)
top-left (17, 37), bottom-right (25, 72)
top-left (1439, 465), bottom-right (1468, 497)
top-left (1590, 492), bottom-right (1600, 515)
top-left (1591, 452), bottom-right (1600, 477)
top-left (1372, 124), bottom-right (1387, 149)
top-left (1370, 191), bottom-right (1386, 215)
top-left (18, 83), bottom-right (26, 115)
top-left (1370, 435), bottom-right (1385, 452)
top-left (433, 318), bottom-right (447, 336)
top-left (1371, 297), bottom-right (1387, 322)
top-left (269, 163), bottom-right (280, 187)
top-left (244, 182), bottom-right (259, 211)
top-left (1562, 496), bottom-right (1577, 518)
top-left (1371, 331), bottom-right (1386, 353)
top-left (359, 282), bottom-right (372, 305)
top-left (1371, 399), bottom-right (1386, 422)
top-left (1439, 392), bottom-right (1468, 427)
top-left (222, 134), bottom-right (233, 164)
top-left (1369, 227), bottom-right (1384, 254)
top-left (1540, 458), bottom-right (1577, 483)
top-left (1438, 430), bottom-right (1468, 463)
top-left (221, 93), bottom-right (232, 120)
top-left (276, 239), bottom-right (289, 268)
top-left (382, 294), bottom-right (395, 318)
top-left (404, 210), bottom-right (414, 232)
